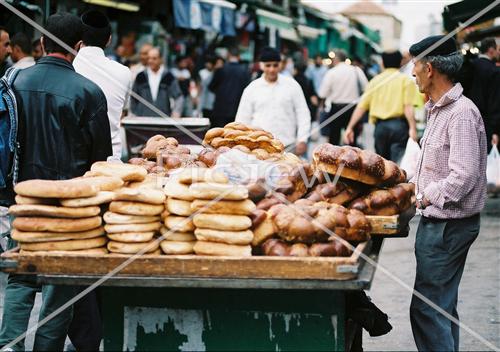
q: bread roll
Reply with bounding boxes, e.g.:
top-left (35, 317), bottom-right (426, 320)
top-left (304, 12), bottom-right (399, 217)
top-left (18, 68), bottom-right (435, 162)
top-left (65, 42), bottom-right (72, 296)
top-left (190, 199), bottom-right (256, 215)
top-left (15, 179), bottom-right (98, 199)
top-left (114, 187), bottom-right (166, 205)
top-left (193, 214), bottom-right (251, 231)
top-left (160, 209), bottom-right (170, 222)
top-left (109, 201), bottom-right (164, 216)
top-left (164, 216), bottom-right (195, 232)
top-left (104, 222), bottom-right (161, 234)
top-left (20, 247), bottom-right (109, 255)
top-left (159, 227), bottom-right (196, 241)
top-left (77, 176), bottom-right (124, 191)
top-left (251, 213), bottom-right (278, 246)
top-left (166, 198), bottom-right (193, 216)
top-left (13, 216), bottom-right (102, 233)
top-left (163, 180), bottom-right (194, 201)
top-left (189, 182), bottom-right (248, 200)
top-left (194, 228), bottom-right (253, 245)
top-left (11, 227), bottom-right (105, 243)
top-left (127, 174), bottom-right (161, 189)
top-left (160, 240), bottom-right (195, 255)
top-left (60, 191), bottom-right (115, 207)
top-left (90, 161), bottom-right (147, 182)
top-left (15, 195), bottom-right (58, 206)
top-left (8, 204), bottom-right (100, 218)
top-left (193, 241), bottom-right (251, 257)
top-left (107, 231), bottom-right (155, 243)
top-left (20, 236), bottom-right (107, 251)
top-left (107, 240), bottom-right (159, 254)
top-left (176, 167), bottom-right (228, 185)
top-left (103, 211), bottom-right (160, 224)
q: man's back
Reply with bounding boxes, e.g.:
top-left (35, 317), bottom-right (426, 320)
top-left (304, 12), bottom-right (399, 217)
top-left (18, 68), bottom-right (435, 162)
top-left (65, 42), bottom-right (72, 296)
top-left (319, 62), bottom-right (367, 104)
top-left (13, 56), bottom-right (112, 183)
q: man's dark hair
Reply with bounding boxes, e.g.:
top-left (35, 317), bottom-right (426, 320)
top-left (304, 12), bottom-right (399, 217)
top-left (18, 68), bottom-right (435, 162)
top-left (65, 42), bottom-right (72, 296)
top-left (382, 51), bottom-right (403, 68)
top-left (81, 10), bottom-right (111, 49)
top-left (228, 47), bottom-right (239, 57)
top-left (43, 12), bottom-right (83, 54)
top-left (480, 38), bottom-right (496, 54)
top-left (10, 33), bottom-right (31, 55)
top-left (0, 26), bottom-right (8, 35)
top-left (32, 37), bottom-right (40, 49)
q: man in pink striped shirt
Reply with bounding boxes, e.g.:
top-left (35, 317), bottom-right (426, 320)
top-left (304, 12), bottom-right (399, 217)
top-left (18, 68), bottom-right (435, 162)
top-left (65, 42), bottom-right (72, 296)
top-left (409, 35), bottom-right (487, 351)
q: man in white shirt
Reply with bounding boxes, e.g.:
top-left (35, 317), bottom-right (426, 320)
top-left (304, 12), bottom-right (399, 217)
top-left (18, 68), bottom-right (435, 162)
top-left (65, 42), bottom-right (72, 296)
top-left (9, 33), bottom-right (35, 69)
top-left (318, 50), bottom-right (368, 145)
top-left (236, 47), bottom-right (311, 156)
top-left (73, 10), bottom-right (131, 162)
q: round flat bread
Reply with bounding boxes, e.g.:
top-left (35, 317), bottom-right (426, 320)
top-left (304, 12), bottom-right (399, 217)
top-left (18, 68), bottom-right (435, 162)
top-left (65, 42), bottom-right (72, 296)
top-left (9, 204), bottom-right (100, 218)
top-left (193, 214), bottom-right (251, 231)
top-left (189, 182), bottom-right (248, 200)
top-left (176, 168), bottom-right (228, 185)
top-left (107, 240), bottom-right (160, 254)
top-left (127, 175), bottom-right (163, 189)
top-left (15, 195), bottom-right (58, 206)
top-left (194, 228), bottom-right (253, 245)
top-left (20, 247), bottom-right (109, 255)
top-left (104, 222), bottom-right (161, 234)
top-left (60, 191), bottom-right (115, 207)
top-left (163, 180), bottom-right (194, 201)
top-left (114, 187), bottom-right (166, 205)
top-left (14, 179), bottom-right (98, 199)
top-left (13, 216), bottom-right (102, 233)
top-left (193, 241), bottom-right (252, 257)
top-left (191, 199), bottom-right (256, 215)
top-left (160, 240), bottom-right (195, 255)
top-left (91, 161), bottom-right (147, 182)
top-left (160, 209), bottom-right (170, 222)
top-left (20, 236), bottom-right (107, 251)
top-left (11, 227), bottom-right (105, 243)
top-left (76, 176), bottom-right (124, 191)
top-left (166, 198), bottom-right (192, 216)
top-left (164, 216), bottom-right (195, 233)
top-left (109, 201), bottom-right (164, 216)
top-left (107, 231), bottom-right (155, 243)
top-left (103, 211), bottom-right (160, 224)
top-left (159, 226), bottom-right (195, 241)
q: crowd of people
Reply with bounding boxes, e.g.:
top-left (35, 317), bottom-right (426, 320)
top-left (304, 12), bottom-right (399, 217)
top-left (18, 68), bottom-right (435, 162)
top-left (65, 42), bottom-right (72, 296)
top-left (0, 8), bottom-right (499, 351)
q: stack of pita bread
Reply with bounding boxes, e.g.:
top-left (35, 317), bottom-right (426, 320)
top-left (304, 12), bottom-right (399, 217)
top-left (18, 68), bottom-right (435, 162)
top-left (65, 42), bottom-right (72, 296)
top-left (10, 176), bottom-right (124, 254)
top-left (178, 169), bottom-right (256, 257)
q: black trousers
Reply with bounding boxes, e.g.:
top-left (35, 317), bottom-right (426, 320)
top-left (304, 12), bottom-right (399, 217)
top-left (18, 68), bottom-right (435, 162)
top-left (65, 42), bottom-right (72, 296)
top-left (374, 118), bottom-right (409, 163)
top-left (67, 289), bottom-right (103, 351)
top-left (327, 104), bottom-right (356, 146)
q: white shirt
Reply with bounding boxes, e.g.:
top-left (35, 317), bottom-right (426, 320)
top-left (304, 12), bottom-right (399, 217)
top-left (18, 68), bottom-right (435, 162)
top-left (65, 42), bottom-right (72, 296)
top-left (147, 65), bottom-right (165, 102)
top-left (74, 46), bottom-right (132, 161)
top-left (13, 56), bottom-right (35, 69)
top-left (318, 62), bottom-right (368, 104)
top-left (235, 74), bottom-right (311, 146)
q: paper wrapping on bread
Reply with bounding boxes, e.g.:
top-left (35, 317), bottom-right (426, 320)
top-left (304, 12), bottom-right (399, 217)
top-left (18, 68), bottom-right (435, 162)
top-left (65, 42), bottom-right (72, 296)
top-left (348, 183), bottom-right (415, 215)
top-left (312, 143), bottom-right (406, 186)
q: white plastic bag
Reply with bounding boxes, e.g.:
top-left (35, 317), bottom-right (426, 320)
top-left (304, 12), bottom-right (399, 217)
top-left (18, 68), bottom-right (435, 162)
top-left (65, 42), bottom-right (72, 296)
top-left (400, 138), bottom-right (421, 180)
top-left (486, 145), bottom-right (500, 193)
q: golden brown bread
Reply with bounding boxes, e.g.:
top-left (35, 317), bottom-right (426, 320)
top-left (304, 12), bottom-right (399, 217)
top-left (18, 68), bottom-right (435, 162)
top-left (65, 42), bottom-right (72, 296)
top-left (15, 179), bottom-right (98, 199)
top-left (107, 231), bottom-right (156, 243)
top-left (9, 204), bottom-right (100, 218)
top-left (11, 227), bottom-right (105, 243)
top-left (189, 182), bottom-right (248, 201)
top-left (194, 228), bottom-right (253, 245)
top-left (305, 180), bottom-right (363, 205)
top-left (141, 135), bottom-right (179, 159)
top-left (103, 212), bottom-right (160, 224)
top-left (90, 162), bottom-right (148, 182)
top-left (272, 162), bottom-right (315, 202)
top-left (312, 144), bottom-right (406, 186)
top-left (193, 241), bottom-right (252, 257)
top-left (160, 240), bottom-right (195, 254)
top-left (14, 195), bottom-right (59, 205)
top-left (76, 176), bottom-right (124, 191)
top-left (20, 236), bottom-right (107, 251)
top-left (261, 238), bottom-right (353, 257)
top-left (60, 191), bottom-right (115, 207)
top-left (193, 214), bottom-right (252, 231)
top-left (109, 201), bottom-right (164, 216)
top-left (114, 187), bottom-right (166, 205)
top-left (176, 167), bottom-right (228, 185)
top-left (107, 240), bottom-right (160, 254)
top-left (348, 183), bottom-right (415, 215)
top-left (13, 216), bottom-right (102, 233)
top-left (104, 222), bottom-right (161, 233)
top-left (190, 199), bottom-right (256, 215)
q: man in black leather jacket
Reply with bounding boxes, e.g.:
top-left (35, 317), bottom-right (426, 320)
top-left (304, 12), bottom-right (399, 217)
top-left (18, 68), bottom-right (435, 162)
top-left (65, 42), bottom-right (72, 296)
top-left (0, 13), bottom-right (111, 351)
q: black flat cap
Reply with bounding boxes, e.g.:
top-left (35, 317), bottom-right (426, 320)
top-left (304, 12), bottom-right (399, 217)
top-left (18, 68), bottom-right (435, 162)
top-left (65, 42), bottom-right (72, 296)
top-left (409, 35), bottom-right (457, 58)
top-left (259, 46), bottom-right (280, 62)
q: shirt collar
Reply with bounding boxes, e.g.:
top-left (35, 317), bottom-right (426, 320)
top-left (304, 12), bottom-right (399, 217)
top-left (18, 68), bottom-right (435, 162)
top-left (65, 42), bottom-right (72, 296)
top-left (426, 83), bottom-right (463, 110)
top-left (78, 46), bottom-right (105, 58)
top-left (17, 56), bottom-right (35, 64)
top-left (147, 65), bottom-right (164, 76)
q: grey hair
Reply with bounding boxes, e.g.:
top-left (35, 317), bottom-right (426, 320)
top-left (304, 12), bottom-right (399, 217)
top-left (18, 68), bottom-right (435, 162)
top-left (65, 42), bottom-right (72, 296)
top-left (334, 50), bottom-right (347, 62)
top-left (422, 53), bottom-right (464, 81)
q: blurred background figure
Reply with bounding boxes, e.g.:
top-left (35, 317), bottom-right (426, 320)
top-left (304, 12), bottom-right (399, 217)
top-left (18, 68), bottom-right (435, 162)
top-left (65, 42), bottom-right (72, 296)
top-left (171, 55), bottom-right (192, 116)
top-left (306, 54), bottom-right (328, 97)
top-left (130, 43), bottom-right (152, 81)
top-left (209, 47), bottom-right (250, 127)
top-left (198, 55), bottom-right (217, 118)
top-left (0, 26), bottom-right (11, 76)
top-left (9, 33), bottom-right (35, 69)
top-left (31, 38), bottom-right (43, 61)
top-left (280, 53), bottom-right (293, 77)
top-left (131, 47), bottom-right (183, 118)
top-left (294, 62), bottom-right (318, 122)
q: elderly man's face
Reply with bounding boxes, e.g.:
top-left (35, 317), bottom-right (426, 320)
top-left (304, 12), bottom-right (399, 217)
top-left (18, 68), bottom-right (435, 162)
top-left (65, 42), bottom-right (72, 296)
top-left (140, 44), bottom-right (152, 65)
top-left (0, 30), bottom-right (12, 63)
top-left (261, 61), bottom-right (280, 82)
top-left (412, 59), bottom-right (432, 94)
top-left (148, 50), bottom-right (162, 72)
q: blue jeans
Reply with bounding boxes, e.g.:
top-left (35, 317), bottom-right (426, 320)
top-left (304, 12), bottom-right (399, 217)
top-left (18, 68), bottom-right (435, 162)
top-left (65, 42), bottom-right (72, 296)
top-left (410, 215), bottom-right (479, 351)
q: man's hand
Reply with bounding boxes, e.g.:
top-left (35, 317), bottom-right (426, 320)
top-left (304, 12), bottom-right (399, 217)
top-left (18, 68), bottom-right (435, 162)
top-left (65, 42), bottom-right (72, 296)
top-left (343, 128), bottom-right (355, 145)
top-left (295, 141), bottom-right (307, 156)
top-left (409, 127), bottom-right (418, 141)
top-left (171, 111), bottom-right (181, 119)
top-left (492, 133), bottom-right (499, 146)
top-left (416, 196), bottom-right (431, 209)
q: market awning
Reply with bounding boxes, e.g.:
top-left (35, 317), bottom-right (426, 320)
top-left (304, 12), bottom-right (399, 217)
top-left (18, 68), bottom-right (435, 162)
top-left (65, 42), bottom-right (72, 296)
top-left (173, 0), bottom-right (236, 36)
top-left (442, 0), bottom-right (500, 32)
top-left (350, 27), bottom-right (382, 53)
top-left (256, 8), bottom-right (300, 42)
top-left (297, 24), bottom-right (326, 39)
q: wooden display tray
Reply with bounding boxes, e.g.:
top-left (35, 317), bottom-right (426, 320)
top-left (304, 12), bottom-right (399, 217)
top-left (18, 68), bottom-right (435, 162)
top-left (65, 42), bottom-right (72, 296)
top-left (366, 207), bottom-right (416, 236)
top-left (0, 241), bottom-right (370, 281)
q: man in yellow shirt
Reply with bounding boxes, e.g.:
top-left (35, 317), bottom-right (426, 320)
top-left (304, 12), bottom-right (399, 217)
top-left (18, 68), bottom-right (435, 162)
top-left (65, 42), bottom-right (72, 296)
top-left (344, 51), bottom-right (418, 162)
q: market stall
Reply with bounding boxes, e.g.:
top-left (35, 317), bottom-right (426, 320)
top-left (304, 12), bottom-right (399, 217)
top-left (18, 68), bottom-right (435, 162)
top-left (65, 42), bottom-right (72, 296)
top-left (0, 122), bottom-right (415, 351)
